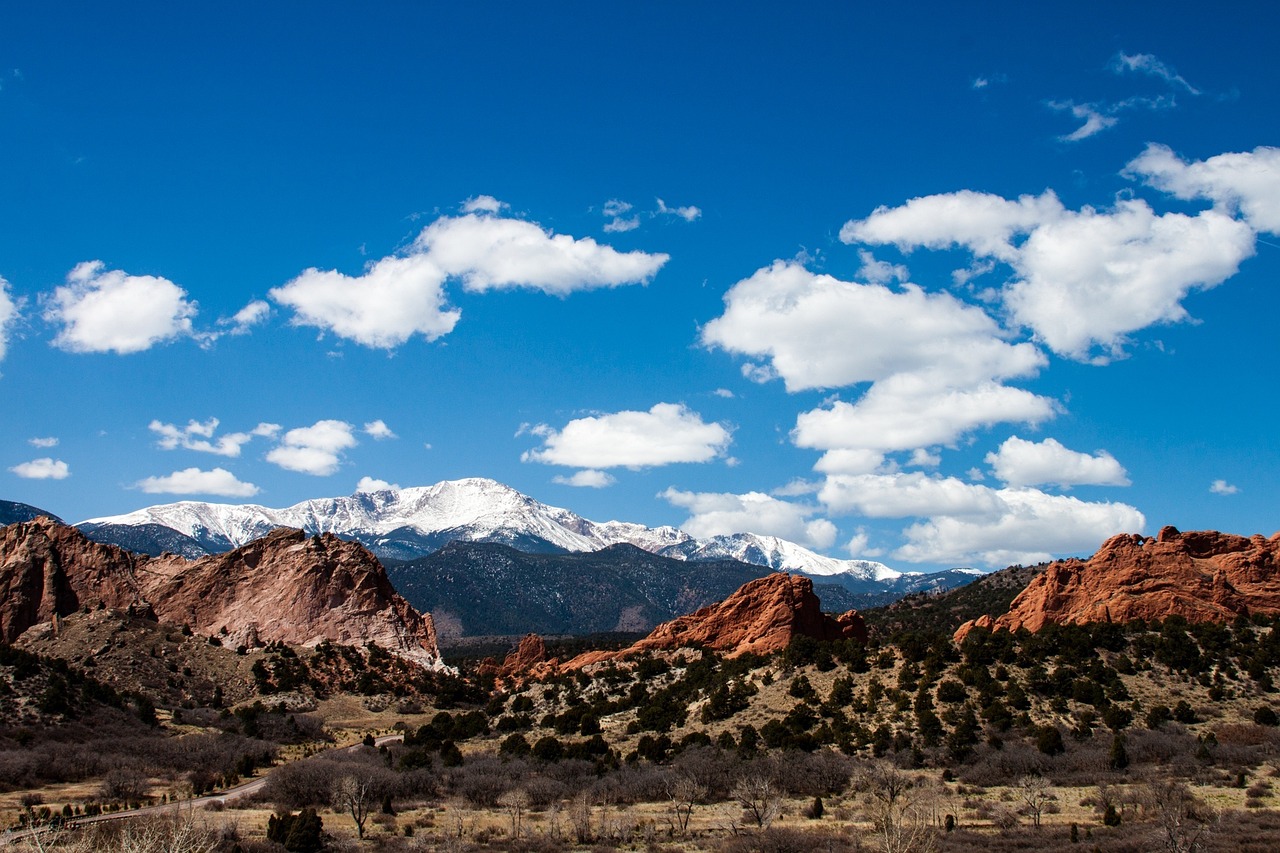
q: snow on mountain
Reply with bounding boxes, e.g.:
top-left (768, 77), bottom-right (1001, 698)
top-left (77, 477), bottom-right (903, 583)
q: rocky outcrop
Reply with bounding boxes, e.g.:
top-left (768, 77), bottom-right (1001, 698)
top-left (956, 526), bottom-right (1280, 641)
top-left (0, 518), bottom-right (151, 643)
top-left (565, 572), bottom-right (866, 669)
top-left (0, 518), bottom-right (446, 669)
top-left (478, 632), bottom-right (560, 682)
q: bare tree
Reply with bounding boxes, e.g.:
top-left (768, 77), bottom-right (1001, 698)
top-left (859, 764), bottom-right (938, 853)
top-left (570, 790), bottom-right (594, 844)
top-left (497, 788), bottom-right (530, 839)
top-left (333, 772), bottom-right (377, 839)
top-left (731, 772), bottom-right (782, 829)
top-left (665, 773), bottom-right (707, 834)
top-left (1144, 779), bottom-right (1215, 853)
top-left (1015, 774), bottom-right (1057, 827)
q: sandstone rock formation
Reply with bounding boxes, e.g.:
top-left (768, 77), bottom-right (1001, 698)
top-left (0, 517), bottom-right (150, 643)
top-left (0, 517), bottom-right (445, 669)
top-left (478, 632), bottom-right (559, 682)
top-left (565, 572), bottom-right (866, 669)
top-left (956, 526), bottom-right (1280, 642)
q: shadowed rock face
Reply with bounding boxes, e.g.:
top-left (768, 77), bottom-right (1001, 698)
top-left (564, 572), bottom-right (867, 669)
top-left (0, 518), bottom-right (445, 669)
top-left (955, 526), bottom-right (1280, 642)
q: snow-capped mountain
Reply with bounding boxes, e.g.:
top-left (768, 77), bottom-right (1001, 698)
top-left (76, 477), bottom-right (955, 593)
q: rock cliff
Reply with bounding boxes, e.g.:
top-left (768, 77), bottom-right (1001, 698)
top-left (565, 572), bottom-right (866, 669)
top-left (955, 526), bottom-right (1280, 641)
top-left (0, 518), bottom-right (445, 669)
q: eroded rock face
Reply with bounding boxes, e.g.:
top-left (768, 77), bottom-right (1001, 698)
top-left (565, 572), bottom-right (866, 669)
top-left (0, 518), bottom-right (445, 669)
top-left (0, 518), bottom-right (150, 643)
top-left (955, 526), bottom-right (1280, 642)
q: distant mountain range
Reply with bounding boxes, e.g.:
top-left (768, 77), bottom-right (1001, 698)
top-left (0, 499), bottom-right (63, 526)
top-left (73, 478), bottom-right (979, 597)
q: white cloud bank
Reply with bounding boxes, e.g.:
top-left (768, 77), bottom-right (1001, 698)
top-left (523, 403), bottom-right (731, 470)
top-left (149, 418), bottom-right (279, 457)
top-left (265, 420), bottom-right (358, 476)
top-left (985, 436), bottom-right (1130, 488)
top-left (553, 469), bottom-right (616, 488)
top-left (135, 467), bottom-right (259, 497)
top-left (45, 261), bottom-right (198, 354)
top-left (271, 206), bottom-right (668, 348)
top-left (356, 476), bottom-right (400, 492)
top-left (662, 488), bottom-right (837, 550)
top-left (841, 184), bottom-right (1256, 360)
top-left (10, 458), bottom-right (69, 480)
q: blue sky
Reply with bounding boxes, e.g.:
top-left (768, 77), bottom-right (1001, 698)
top-left (2, 2), bottom-right (1277, 571)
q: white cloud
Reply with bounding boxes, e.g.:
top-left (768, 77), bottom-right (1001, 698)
top-left (712, 388), bottom-right (735, 399)
top-left (0, 275), bottom-right (17, 367)
top-left (702, 261), bottom-right (1045, 392)
top-left (356, 476), bottom-right (400, 492)
top-left (819, 472), bottom-right (1005, 519)
top-left (896, 488), bottom-right (1145, 567)
top-left (28, 437), bottom-right (58, 448)
top-left (10, 457), bottom-right (69, 480)
top-left (841, 191), bottom-right (1064, 262)
top-left (856, 249), bottom-right (909, 284)
top-left (135, 467), bottom-right (259, 497)
top-left (265, 419), bottom-right (358, 476)
top-left (1127, 144), bottom-right (1280, 235)
top-left (845, 528), bottom-right (882, 558)
top-left (1049, 100), bottom-right (1118, 141)
top-left (985, 436), bottom-right (1129, 487)
top-left (843, 185), bottom-right (1257, 360)
top-left (1112, 52), bottom-right (1200, 95)
top-left (415, 212), bottom-right (668, 295)
top-left (45, 261), bottom-right (197, 354)
top-left (149, 417), bottom-right (274, 457)
top-left (270, 253), bottom-right (459, 349)
top-left (795, 377), bottom-right (1058, 456)
top-left (522, 403), bottom-right (731, 469)
top-left (1210, 479), bottom-right (1239, 496)
top-left (661, 488), bottom-right (837, 549)
top-left (363, 419), bottom-right (396, 440)
top-left (221, 299), bottom-right (270, 334)
top-left (656, 198), bottom-right (702, 222)
top-left (603, 216), bottom-right (640, 233)
top-left (553, 469), bottom-right (616, 488)
top-left (462, 195), bottom-right (506, 214)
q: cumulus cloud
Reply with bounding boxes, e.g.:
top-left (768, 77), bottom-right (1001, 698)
top-left (149, 417), bottom-right (277, 457)
top-left (1127, 144), bottom-right (1280, 235)
top-left (10, 457), bottom-right (69, 480)
top-left (135, 467), bottom-right (259, 497)
top-left (896, 488), bottom-right (1145, 567)
top-left (462, 195), bottom-right (506, 214)
top-left (356, 476), bottom-right (400, 492)
top-left (0, 275), bottom-right (17, 366)
top-left (795, 378), bottom-right (1058, 458)
top-left (28, 437), bottom-right (58, 448)
top-left (414, 212), bottom-right (667, 295)
top-left (220, 300), bottom-right (270, 335)
top-left (553, 469), bottom-right (616, 488)
top-left (819, 472), bottom-right (1005, 519)
top-left (265, 419), bottom-right (358, 476)
top-left (986, 436), bottom-right (1129, 488)
top-left (363, 420), bottom-right (396, 440)
top-left (273, 207), bottom-right (667, 348)
top-left (856, 250), bottom-right (909, 285)
top-left (656, 198), bottom-right (702, 222)
top-left (271, 253), bottom-right (459, 349)
top-left (843, 186), bottom-right (1256, 360)
top-left (44, 261), bottom-right (198, 354)
top-left (702, 261), bottom-right (1045, 392)
top-left (602, 200), bottom-right (640, 233)
top-left (522, 403), bottom-right (731, 470)
top-left (661, 488), bottom-right (837, 549)
top-left (1210, 479), bottom-right (1239, 496)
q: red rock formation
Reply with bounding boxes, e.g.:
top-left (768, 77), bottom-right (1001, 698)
top-left (0, 519), bottom-right (445, 669)
top-left (0, 518), bottom-right (150, 643)
top-left (955, 526), bottom-right (1280, 642)
top-left (565, 572), bottom-right (866, 669)
top-left (479, 632), bottom-right (559, 682)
